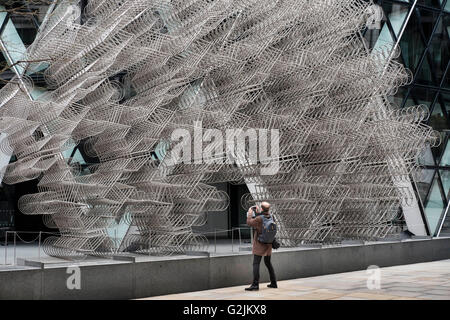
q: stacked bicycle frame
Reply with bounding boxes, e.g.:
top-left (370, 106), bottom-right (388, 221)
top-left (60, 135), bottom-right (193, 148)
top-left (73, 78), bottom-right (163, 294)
top-left (0, 0), bottom-right (439, 258)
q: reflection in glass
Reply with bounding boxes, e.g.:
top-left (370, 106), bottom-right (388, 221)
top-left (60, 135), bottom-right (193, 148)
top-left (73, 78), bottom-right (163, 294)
top-left (9, 15), bottom-right (38, 46)
top-left (440, 137), bottom-right (450, 166)
top-left (424, 175), bottom-right (446, 235)
top-left (419, 8), bottom-right (440, 42)
top-left (427, 15), bottom-right (449, 85)
top-left (443, 93), bottom-right (450, 113)
top-left (440, 170), bottom-right (450, 199)
top-left (416, 0), bottom-right (442, 9)
top-left (388, 86), bottom-right (408, 106)
top-left (382, 2), bottom-right (409, 37)
top-left (416, 169), bottom-right (435, 202)
top-left (418, 145), bottom-right (436, 166)
top-left (428, 102), bottom-right (448, 132)
top-left (399, 8), bottom-right (426, 74)
top-left (412, 87), bottom-right (437, 108)
top-left (444, 0), bottom-right (450, 12)
top-left (415, 55), bottom-right (436, 85)
top-left (403, 91), bottom-right (417, 108)
top-left (434, 131), bottom-right (448, 161)
top-left (441, 62), bottom-right (449, 89)
top-left (365, 3), bottom-right (395, 52)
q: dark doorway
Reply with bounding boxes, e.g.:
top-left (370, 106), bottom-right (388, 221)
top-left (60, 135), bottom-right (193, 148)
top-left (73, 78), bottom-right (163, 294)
top-left (229, 183), bottom-right (251, 239)
top-left (1, 180), bottom-right (53, 242)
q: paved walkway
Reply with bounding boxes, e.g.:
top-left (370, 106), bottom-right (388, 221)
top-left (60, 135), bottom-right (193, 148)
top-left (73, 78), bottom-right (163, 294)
top-left (143, 259), bottom-right (450, 300)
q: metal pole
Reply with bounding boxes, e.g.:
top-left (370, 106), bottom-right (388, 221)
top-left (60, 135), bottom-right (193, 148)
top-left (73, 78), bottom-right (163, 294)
top-left (13, 232), bottom-right (16, 266)
top-left (231, 228), bottom-right (234, 253)
top-left (238, 228), bottom-right (242, 249)
top-left (38, 231), bottom-right (41, 261)
top-left (114, 228), bottom-right (117, 252)
top-left (4, 231), bottom-right (7, 265)
top-left (437, 200), bottom-right (450, 237)
top-left (148, 233), bottom-right (151, 256)
top-left (214, 229), bottom-right (217, 253)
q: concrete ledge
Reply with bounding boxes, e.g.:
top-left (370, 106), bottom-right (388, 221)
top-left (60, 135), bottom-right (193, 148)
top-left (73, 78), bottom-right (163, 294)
top-left (186, 251), bottom-right (210, 257)
top-left (111, 255), bottom-right (138, 262)
top-left (16, 258), bottom-right (44, 269)
top-left (1, 237), bottom-right (450, 300)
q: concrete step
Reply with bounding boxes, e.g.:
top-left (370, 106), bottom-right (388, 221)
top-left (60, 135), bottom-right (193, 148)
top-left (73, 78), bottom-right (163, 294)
top-left (439, 233), bottom-right (450, 238)
top-left (439, 225), bottom-right (450, 237)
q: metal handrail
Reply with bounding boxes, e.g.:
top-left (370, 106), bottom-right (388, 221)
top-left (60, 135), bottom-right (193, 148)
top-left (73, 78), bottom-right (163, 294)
top-left (2, 230), bottom-right (61, 265)
top-left (193, 227), bottom-right (253, 254)
top-left (2, 228), bottom-right (252, 265)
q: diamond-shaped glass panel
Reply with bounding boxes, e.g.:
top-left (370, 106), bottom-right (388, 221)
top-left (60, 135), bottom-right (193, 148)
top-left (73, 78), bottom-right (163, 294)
top-left (416, 0), bottom-right (442, 8)
top-left (443, 0), bottom-right (450, 11)
top-left (418, 8), bottom-right (440, 43)
top-left (428, 101), bottom-right (447, 131)
top-left (418, 145), bottom-right (436, 165)
top-left (382, 2), bottom-right (410, 37)
top-left (440, 170), bottom-right (450, 199)
top-left (412, 87), bottom-right (438, 108)
top-left (399, 9), bottom-right (427, 74)
top-left (403, 91), bottom-right (418, 108)
top-left (438, 134), bottom-right (450, 165)
top-left (443, 92), bottom-right (450, 113)
top-left (416, 169), bottom-right (436, 201)
top-left (416, 55), bottom-right (437, 85)
top-left (427, 15), bottom-right (450, 85)
top-left (441, 62), bottom-right (449, 89)
top-left (424, 174), bottom-right (446, 235)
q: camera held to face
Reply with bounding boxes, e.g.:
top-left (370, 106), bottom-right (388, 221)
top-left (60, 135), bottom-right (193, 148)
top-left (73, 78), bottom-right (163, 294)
top-left (251, 206), bottom-right (259, 217)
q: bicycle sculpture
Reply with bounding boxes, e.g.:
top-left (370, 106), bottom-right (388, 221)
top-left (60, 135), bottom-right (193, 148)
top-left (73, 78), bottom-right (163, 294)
top-left (0, 0), bottom-right (439, 258)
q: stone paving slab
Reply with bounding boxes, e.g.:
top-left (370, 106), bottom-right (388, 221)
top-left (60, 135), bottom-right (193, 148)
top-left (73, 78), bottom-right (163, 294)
top-left (140, 259), bottom-right (450, 300)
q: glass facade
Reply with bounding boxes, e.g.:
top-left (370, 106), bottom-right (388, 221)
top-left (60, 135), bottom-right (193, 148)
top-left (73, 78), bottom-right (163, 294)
top-left (0, 0), bottom-right (449, 237)
top-left (0, 3), bottom-right (52, 237)
top-left (366, 0), bottom-right (450, 236)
